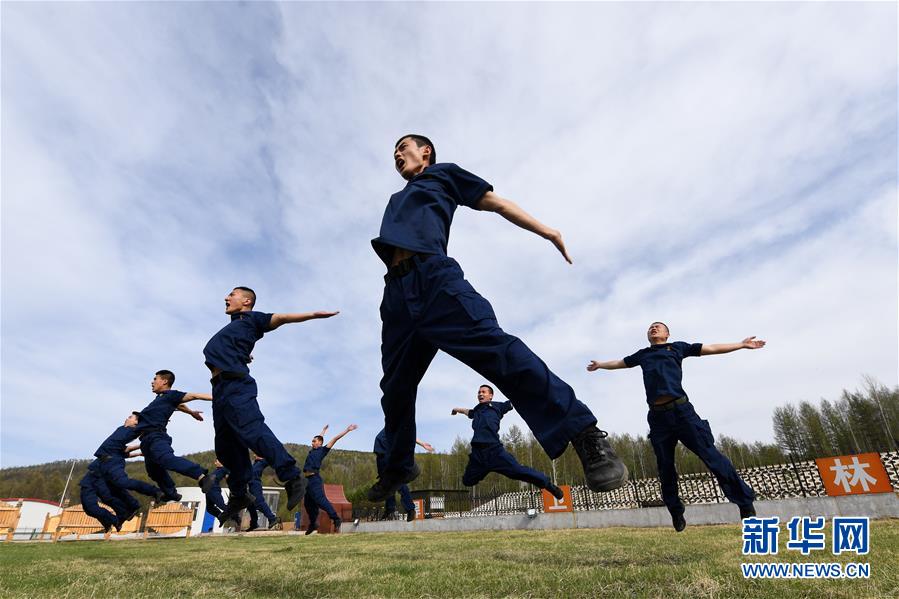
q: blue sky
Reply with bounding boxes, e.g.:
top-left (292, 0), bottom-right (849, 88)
top-left (2, 3), bottom-right (896, 468)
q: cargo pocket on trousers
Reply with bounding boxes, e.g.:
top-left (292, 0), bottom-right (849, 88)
top-left (698, 419), bottom-right (716, 447)
top-left (443, 281), bottom-right (497, 322)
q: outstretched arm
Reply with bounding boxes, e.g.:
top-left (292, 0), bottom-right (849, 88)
top-left (450, 407), bottom-right (471, 416)
top-left (700, 337), bottom-right (766, 356)
top-left (270, 311), bottom-right (339, 330)
top-left (477, 191), bottom-right (572, 264)
top-left (177, 403), bottom-right (204, 422)
top-left (587, 359), bottom-right (628, 372)
top-left (416, 439), bottom-right (435, 453)
top-left (325, 424), bottom-right (358, 449)
top-left (182, 392), bottom-right (213, 402)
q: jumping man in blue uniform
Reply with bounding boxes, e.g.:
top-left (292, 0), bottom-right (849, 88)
top-left (247, 454), bottom-right (281, 531)
top-left (302, 423), bottom-right (357, 534)
top-left (203, 286), bottom-right (338, 523)
top-left (80, 412), bottom-right (163, 531)
top-left (135, 369), bottom-right (213, 502)
top-left (451, 385), bottom-right (564, 499)
top-left (373, 428), bottom-right (434, 521)
top-left (203, 460), bottom-right (229, 522)
top-left (588, 321), bottom-right (764, 531)
top-left (368, 135), bottom-right (627, 501)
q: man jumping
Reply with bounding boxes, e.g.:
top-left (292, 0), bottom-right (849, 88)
top-left (135, 369), bottom-right (213, 502)
top-left (203, 286), bottom-right (338, 522)
top-left (588, 321), bottom-right (763, 531)
top-left (373, 428), bottom-right (433, 521)
top-left (368, 135), bottom-right (627, 501)
top-left (302, 423), bottom-right (356, 534)
top-left (451, 385), bottom-right (563, 499)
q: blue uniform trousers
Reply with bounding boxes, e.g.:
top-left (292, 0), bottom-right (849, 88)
top-left (304, 474), bottom-right (338, 523)
top-left (461, 443), bottom-right (552, 488)
top-left (379, 255), bottom-right (597, 476)
top-left (248, 479), bottom-right (277, 525)
top-left (79, 470), bottom-right (140, 526)
top-left (205, 486), bottom-right (226, 517)
top-left (375, 453), bottom-right (414, 513)
top-left (648, 401), bottom-right (755, 515)
top-left (141, 432), bottom-right (206, 497)
top-left (93, 457), bottom-right (161, 498)
top-left (211, 374), bottom-right (301, 499)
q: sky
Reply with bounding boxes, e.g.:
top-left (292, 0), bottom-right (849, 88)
top-left (1, 2), bottom-right (896, 469)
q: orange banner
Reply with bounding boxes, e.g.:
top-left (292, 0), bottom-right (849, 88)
top-left (541, 485), bottom-right (573, 513)
top-left (815, 453), bottom-right (893, 496)
top-left (413, 498), bottom-right (425, 520)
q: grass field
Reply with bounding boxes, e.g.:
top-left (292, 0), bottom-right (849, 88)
top-left (1, 521), bottom-right (897, 598)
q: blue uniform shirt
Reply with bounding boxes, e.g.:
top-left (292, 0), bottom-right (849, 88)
top-left (203, 311), bottom-right (273, 375)
top-left (303, 446), bottom-right (330, 474)
top-left (94, 425), bottom-right (140, 458)
top-left (373, 429), bottom-right (388, 455)
top-left (371, 163), bottom-right (493, 266)
top-left (623, 342), bottom-right (703, 404)
top-left (468, 401), bottom-right (513, 445)
top-left (251, 458), bottom-right (269, 480)
top-left (135, 390), bottom-right (187, 434)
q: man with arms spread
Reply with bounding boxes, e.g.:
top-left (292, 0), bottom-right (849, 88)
top-left (203, 286), bottom-right (338, 522)
top-left (373, 428), bottom-right (434, 521)
top-left (451, 385), bottom-right (564, 499)
top-left (135, 369), bottom-right (213, 502)
top-left (369, 135), bottom-right (627, 501)
top-left (588, 321), bottom-right (763, 531)
top-left (302, 423), bottom-right (356, 534)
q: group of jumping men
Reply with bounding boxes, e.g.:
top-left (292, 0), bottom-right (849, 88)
top-left (79, 134), bottom-right (764, 534)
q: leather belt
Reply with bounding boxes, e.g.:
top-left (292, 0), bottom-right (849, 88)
top-left (650, 396), bottom-right (689, 411)
top-left (384, 253), bottom-right (432, 282)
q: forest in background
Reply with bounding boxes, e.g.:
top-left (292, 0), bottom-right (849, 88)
top-left (1, 379), bottom-right (896, 520)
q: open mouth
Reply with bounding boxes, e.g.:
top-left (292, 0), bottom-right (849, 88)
top-left (395, 158), bottom-right (405, 170)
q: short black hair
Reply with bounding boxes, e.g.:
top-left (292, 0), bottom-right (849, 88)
top-left (155, 370), bottom-right (175, 387)
top-left (395, 134), bottom-right (436, 165)
top-left (651, 321), bottom-right (670, 334)
top-left (313, 435), bottom-right (324, 444)
top-left (131, 411), bottom-right (142, 421)
top-left (234, 286), bottom-right (256, 308)
top-left (479, 384), bottom-right (494, 395)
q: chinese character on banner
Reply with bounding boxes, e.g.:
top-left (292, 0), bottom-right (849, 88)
top-left (833, 517), bottom-right (870, 555)
top-left (742, 516), bottom-right (780, 555)
top-left (815, 453), bottom-right (893, 496)
top-left (786, 516), bottom-right (826, 554)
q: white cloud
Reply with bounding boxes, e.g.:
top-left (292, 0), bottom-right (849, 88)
top-left (2, 2), bottom-right (896, 469)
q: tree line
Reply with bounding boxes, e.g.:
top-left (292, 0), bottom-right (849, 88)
top-left (2, 378), bottom-right (896, 520)
top-left (772, 377), bottom-right (898, 460)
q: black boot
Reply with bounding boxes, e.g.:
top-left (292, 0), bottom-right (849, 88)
top-left (285, 477), bottom-right (308, 511)
top-left (671, 510), bottom-right (686, 532)
top-left (367, 463), bottom-right (420, 502)
top-left (546, 483), bottom-right (564, 501)
top-left (571, 426), bottom-right (628, 492)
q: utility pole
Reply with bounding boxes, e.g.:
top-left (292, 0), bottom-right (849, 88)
top-left (58, 460), bottom-right (76, 507)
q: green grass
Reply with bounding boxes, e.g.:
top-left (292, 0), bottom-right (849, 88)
top-left (1, 520), bottom-right (898, 598)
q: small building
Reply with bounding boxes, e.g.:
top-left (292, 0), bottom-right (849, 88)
top-left (0, 498), bottom-right (62, 540)
top-left (175, 485), bottom-right (281, 534)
